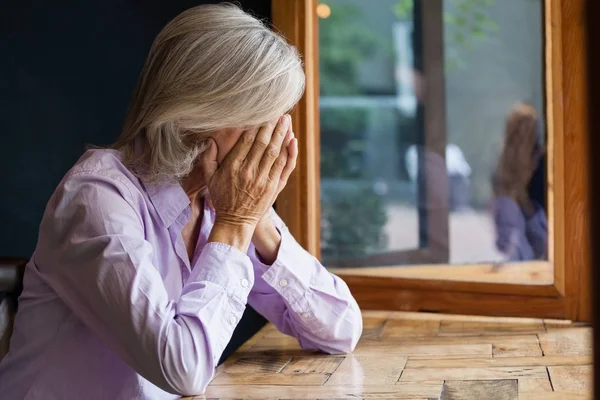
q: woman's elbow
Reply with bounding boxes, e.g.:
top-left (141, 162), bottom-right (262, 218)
top-left (322, 311), bottom-right (363, 355)
top-left (157, 335), bottom-right (218, 396)
top-left (160, 364), bottom-right (214, 397)
top-left (340, 315), bottom-right (363, 354)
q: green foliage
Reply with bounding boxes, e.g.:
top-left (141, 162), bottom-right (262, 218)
top-left (319, 1), bottom-right (381, 96)
top-left (393, 0), bottom-right (499, 71)
top-left (321, 188), bottom-right (388, 260)
top-left (318, 2), bottom-right (383, 179)
top-left (317, 2), bottom-right (392, 259)
top-left (320, 108), bottom-right (369, 179)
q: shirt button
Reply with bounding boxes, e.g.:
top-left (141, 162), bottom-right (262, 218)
top-left (301, 312), bottom-right (310, 319)
top-left (229, 315), bottom-right (237, 325)
top-left (279, 279), bottom-right (288, 288)
top-left (241, 278), bottom-right (249, 288)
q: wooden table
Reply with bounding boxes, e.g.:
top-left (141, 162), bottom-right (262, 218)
top-left (187, 311), bottom-right (592, 399)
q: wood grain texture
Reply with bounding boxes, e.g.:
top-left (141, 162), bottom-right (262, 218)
top-left (357, 334), bottom-right (539, 348)
top-left (399, 366), bottom-right (548, 382)
top-left (202, 382), bottom-right (445, 400)
top-left (492, 340), bottom-right (543, 358)
top-left (519, 378), bottom-right (554, 393)
top-left (438, 320), bottom-right (546, 336)
top-left (330, 261), bottom-right (553, 285)
top-left (223, 355), bottom-right (292, 374)
top-left (440, 379), bottom-right (517, 400)
top-left (547, 365), bottom-right (593, 392)
top-left (281, 356), bottom-right (344, 375)
top-left (538, 328), bottom-right (593, 356)
top-left (405, 355), bottom-right (590, 369)
top-left (210, 372), bottom-right (329, 386)
top-left (348, 288), bottom-right (569, 319)
top-left (557, 0), bottom-right (591, 322)
top-left (324, 355), bottom-right (407, 386)
top-left (353, 343), bottom-right (492, 359)
top-left (519, 392), bottom-right (591, 400)
top-left (196, 311), bottom-right (592, 400)
top-left (381, 318), bottom-right (441, 338)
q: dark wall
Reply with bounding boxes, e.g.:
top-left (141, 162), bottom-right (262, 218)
top-left (0, 0), bottom-right (270, 363)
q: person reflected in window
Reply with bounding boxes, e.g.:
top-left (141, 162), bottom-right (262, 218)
top-left (492, 102), bottom-right (548, 261)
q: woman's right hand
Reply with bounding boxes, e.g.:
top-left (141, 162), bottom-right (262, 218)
top-left (201, 115), bottom-right (293, 251)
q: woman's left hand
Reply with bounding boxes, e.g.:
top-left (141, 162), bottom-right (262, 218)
top-left (265, 119), bottom-right (298, 213)
top-left (252, 119), bottom-right (298, 263)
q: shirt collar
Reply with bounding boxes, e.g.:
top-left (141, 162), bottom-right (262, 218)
top-left (132, 136), bottom-right (190, 227)
top-left (142, 179), bottom-right (190, 227)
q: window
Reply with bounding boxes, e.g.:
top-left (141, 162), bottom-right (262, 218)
top-left (318, 0), bottom-right (547, 273)
top-left (272, 0), bottom-right (590, 320)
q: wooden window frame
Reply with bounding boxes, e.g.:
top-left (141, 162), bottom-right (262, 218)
top-left (272, 0), bottom-right (590, 321)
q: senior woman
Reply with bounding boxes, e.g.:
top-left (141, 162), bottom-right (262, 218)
top-left (0, 4), bottom-right (362, 399)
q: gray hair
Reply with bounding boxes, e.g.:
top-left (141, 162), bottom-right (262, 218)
top-left (112, 3), bottom-right (305, 182)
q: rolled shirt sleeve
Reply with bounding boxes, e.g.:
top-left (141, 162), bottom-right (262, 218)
top-left (247, 209), bottom-right (363, 354)
top-left (35, 171), bottom-right (253, 396)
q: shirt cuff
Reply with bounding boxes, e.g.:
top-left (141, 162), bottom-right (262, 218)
top-left (189, 242), bottom-right (255, 304)
top-left (253, 226), bottom-right (316, 305)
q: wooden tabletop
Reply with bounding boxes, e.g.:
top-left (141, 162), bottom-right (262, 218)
top-left (187, 311), bottom-right (592, 399)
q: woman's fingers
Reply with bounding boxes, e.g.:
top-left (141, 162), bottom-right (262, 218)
top-left (284, 121), bottom-right (294, 147)
top-left (244, 118), bottom-right (279, 167)
top-left (278, 138), bottom-right (298, 192)
top-left (257, 115), bottom-right (291, 172)
top-left (221, 127), bottom-right (259, 168)
top-left (268, 141), bottom-right (289, 182)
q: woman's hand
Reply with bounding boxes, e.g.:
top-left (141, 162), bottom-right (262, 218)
top-left (252, 121), bottom-right (298, 263)
top-left (200, 115), bottom-right (295, 252)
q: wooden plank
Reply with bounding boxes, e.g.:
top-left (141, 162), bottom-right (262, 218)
top-left (223, 355), bottom-right (292, 374)
top-left (357, 334), bottom-right (539, 348)
top-left (361, 314), bottom-right (389, 340)
top-left (440, 379), bottom-right (517, 400)
top-left (250, 334), bottom-right (303, 350)
top-left (363, 311), bottom-right (392, 324)
top-left (360, 327), bottom-right (383, 340)
top-left (538, 328), bottom-right (592, 356)
top-left (399, 366), bottom-right (547, 382)
top-left (518, 378), bottom-right (553, 393)
top-left (547, 365), bottom-right (592, 392)
top-left (543, 319), bottom-right (576, 330)
top-left (324, 355), bottom-right (407, 386)
top-left (210, 372), bottom-right (329, 386)
top-left (353, 343), bottom-right (492, 359)
top-left (493, 340), bottom-right (543, 358)
top-left (388, 312), bottom-right (543, 324)
top-left (405, 355), bottom-right (591, 369)
top-left (519, 393), bottom-right (591, 400)
top-left (439, 320), bottom-right (546, 336)
top-left (280, 356), bottom-right (344, 375)
top-left (381, 318), bottom-right (441, 338)
top-left (203, 382), bottom-right (444, 399)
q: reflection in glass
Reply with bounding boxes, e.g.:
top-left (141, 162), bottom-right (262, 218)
top-left (491, 103), bottom-right (548, 261)
top-left (318, 0), bottom-right (547, 270)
